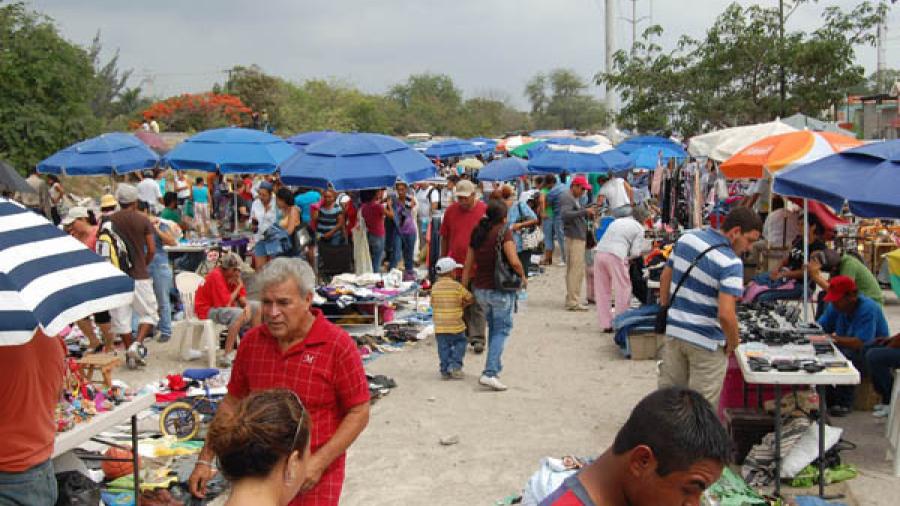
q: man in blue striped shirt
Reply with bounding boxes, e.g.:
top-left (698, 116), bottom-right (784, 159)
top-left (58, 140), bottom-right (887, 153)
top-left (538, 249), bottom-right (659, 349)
top-left (658, 208), bottom-right (762, 409)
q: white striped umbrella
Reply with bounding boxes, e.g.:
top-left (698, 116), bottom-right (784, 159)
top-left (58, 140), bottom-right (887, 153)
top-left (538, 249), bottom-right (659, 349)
top-left (0, 198), bottom-right (133, 345)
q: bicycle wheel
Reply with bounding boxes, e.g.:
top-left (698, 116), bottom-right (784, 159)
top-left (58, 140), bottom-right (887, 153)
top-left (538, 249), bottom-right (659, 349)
top-left (160, 401), bottom-right (200, 441)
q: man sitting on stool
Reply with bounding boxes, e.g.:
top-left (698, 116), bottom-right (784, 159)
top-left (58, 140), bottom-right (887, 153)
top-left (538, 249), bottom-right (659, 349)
top-left (817, 275), bottom-right (890, 417)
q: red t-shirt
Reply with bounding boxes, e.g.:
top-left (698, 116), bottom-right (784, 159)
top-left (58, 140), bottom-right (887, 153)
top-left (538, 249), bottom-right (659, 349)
top-left (440, 200), bottom-right (487, 265)
top-left (540, 474), bottom-right (597, 506)
top-left (473, 226), bottom-right (513, 290)
top-left (360, 202), bottom-right (386, 237)
top-left (240, 178), bottom-right (253, 202)
top-left (227, 309), bottom-right (371, 506)
top-left (194, 267), bottom-right (246, 320)
top-left (0, 333), bottom-right (66, 472)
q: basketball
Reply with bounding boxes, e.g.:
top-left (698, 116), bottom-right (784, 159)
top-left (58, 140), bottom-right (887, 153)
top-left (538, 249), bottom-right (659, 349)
top-left (102, 447), bottom-right (139, 480)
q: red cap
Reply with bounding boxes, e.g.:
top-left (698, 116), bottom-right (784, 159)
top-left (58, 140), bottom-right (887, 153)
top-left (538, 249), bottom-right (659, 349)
top-left (571, 175), bottom-right (590, 190)
top-left (824, 275), bottom-right (857, 303)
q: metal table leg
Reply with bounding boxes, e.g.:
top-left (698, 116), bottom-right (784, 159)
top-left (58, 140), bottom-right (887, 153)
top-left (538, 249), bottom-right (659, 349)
top-left (132, 414), bottom-right (141, 506)
top-left (818, 385), bottom-right (826, 499)
top-left (774, 384), bottom-right (782, 498)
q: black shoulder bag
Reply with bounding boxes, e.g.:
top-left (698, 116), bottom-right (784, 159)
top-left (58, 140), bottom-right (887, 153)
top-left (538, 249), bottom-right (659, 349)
top-left (494, 227), bottom-right (523, 291)
top-left (655, 243), bottom-right (727, 333)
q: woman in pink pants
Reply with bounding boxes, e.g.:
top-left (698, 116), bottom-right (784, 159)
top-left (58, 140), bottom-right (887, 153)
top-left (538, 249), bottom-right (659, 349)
top-left (592, 209), bottom-right (648, 332)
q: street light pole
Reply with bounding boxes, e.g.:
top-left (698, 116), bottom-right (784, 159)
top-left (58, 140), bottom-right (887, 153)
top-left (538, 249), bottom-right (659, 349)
top-left (779, 0), bottom-right (786, 117)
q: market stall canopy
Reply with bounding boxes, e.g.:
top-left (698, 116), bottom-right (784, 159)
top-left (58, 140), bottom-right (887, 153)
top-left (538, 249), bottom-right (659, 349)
top-left (467, 137), bottom-right (498, 154)
top-left (773, 140), bottom-right (900, 219)
top-left (721, 131), bottom-right (862, 179)
top-left (528, 143), bottom-right (632, 174)
top-left (478, 157), bottom-right (530, 181)
top-left (523, 138), bottom-right (601, 159)
top-left (781, 113), bottom-right (855, 137)
top-left (424, 139), bottom-right (481, 159)
top-left (510, 139), bottom-right (547, 159)
top-left (37, 133), bottom-right (160, 176)
top-left (616, 135), bottom-right (683, 156)
top-left (531, 129), bottom-right (575, 139)
top-left (628, 145), bottom-right (687, 170)
top-left (457, 158), bottom-right (484, 170)
top-left (0, 160), bottom-right (35, 194)
top-left (580, 134), bottom-right (613, 146)
top-left (284, 130), bottom-right (340, 150)
top-left (279, 132), bottom-right (436, 191)
top-left (498, 135), bottom-right (531, 152)
top-left (0, 198), bottom-right (134, 345)
top-left (688, 120), bottom-right (798, 161)
top-left (163, 128), bottom-right (295, 174)
top-left (133, 131), bottom-right (170, 153)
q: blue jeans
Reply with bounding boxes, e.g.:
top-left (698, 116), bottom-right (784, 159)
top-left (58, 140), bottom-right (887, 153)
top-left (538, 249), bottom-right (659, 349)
top-left (150, 261), bottom-right (173, 337)
top-left (866, 346), bottom-right (900, 404)
top-left (436, 331), bottom-right (467, 374)
top-left (552, 216), bottom-right (566, 259)
top-left (428, 217), bottom-right (442, 282)
top-left (0, 459), bottom-right (57, 505)
top-left (474, 288), bottom-right (516, 378)
top-left (390, 232), bottom-right (416, 273)
top-left (828, 344), bottom-right (873, 408)
top-left (368, 233), bottom-right (385, 272)
top-left (542, 219), bottom-right (555, 252)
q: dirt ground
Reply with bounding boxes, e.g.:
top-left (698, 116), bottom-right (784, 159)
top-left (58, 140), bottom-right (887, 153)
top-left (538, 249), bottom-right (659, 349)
top-left (115, 263), bottom-right (900, 505)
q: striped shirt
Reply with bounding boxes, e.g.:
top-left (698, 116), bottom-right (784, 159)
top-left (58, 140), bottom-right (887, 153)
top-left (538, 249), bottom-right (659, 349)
top-left (665, 228), bottom-right (743, 351)
top-left (430, 277), bottom-right (473, 334)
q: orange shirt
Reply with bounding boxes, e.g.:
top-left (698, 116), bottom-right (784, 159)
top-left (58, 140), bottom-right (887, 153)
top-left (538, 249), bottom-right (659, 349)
top-left (0, 332), bottom-right (66, 471)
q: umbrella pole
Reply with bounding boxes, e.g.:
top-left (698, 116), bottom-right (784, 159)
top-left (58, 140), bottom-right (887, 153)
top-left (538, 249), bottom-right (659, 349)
top-left (803, 199), bottom-right (809, 322)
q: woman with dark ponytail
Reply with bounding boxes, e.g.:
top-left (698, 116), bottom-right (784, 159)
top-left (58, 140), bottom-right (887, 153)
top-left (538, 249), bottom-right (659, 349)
top-left (461, 199), bottom-right (525, 391)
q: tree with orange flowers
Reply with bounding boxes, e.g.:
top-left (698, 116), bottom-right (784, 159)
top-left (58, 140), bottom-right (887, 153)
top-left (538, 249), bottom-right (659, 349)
top-left (138, 93), bottom-right (253, 132)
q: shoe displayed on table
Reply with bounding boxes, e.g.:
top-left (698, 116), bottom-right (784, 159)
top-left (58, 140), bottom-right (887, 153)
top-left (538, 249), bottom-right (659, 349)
top-left (449, 369), bottom-right (464, 380)
top-left (479, 375), bottom-right (507, 391)
top-left (873, 404), bottom-right (891, 418)
top-left (472, 342), bottom-right (485, 354)
top-left (828, 405), bottom-right (851, 417)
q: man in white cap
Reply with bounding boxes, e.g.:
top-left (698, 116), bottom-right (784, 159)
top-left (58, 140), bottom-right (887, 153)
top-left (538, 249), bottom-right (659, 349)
top-left (439, 179), bottom-right (487, 353)
top-left (107, 184), bottom-right (158, 367)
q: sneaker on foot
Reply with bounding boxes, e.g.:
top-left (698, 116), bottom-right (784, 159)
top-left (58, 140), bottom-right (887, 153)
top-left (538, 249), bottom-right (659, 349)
top-left (157, 334), bottom-right (171, 344)
top-left (473, 342), bottom-right (485, 354)
top-left (566, 304), bottom-right (589, 312)
top-left (873, 405), bottom-right (891, 418)
top-left (479, 375), bottom-right (507, 391)
top-left (449, 369), bottom-right (464, 380)
top-left (555, 261), bottom-right (566, 267)
top-left (440, 372), bottom-right (452, 380)
top-left (186, 349), bottom-right (204, 361)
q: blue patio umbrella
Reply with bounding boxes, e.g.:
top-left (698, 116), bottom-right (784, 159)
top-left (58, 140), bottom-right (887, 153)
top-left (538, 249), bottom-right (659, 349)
top-left (163, 127), bottom-right (295, 174)
top-left (468, 137), bottom-right (498, 155)
top-left (527, 137), bottom-right (599, 158)
top-left (284, 130), bottom-right (340, 150)
top-left (616, 135), bottom-right (683, 156)
top-left (478, 157), bottom-right (530, 182)
top-left (424, 139), bottom-right (481, 159)
top-left (37, 133), bottom-right (159, 176)
top-left (528, 146), bottom-right (633, 174)
top-left (629, 145), bottom-right (687, 170)
top-left (0, 198), bottom-right (134, 345)
top-left (773, 140), bottom-right (900, 218)
top-left (279, 133), bottom-right (437, 191)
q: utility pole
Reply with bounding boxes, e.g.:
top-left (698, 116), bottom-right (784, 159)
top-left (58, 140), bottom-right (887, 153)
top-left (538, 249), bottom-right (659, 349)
top-left (779, 0), bottom-right (786, 117)
top-left (605, 0), bottom-right (617, 115)
top-left (876, 21), bottom-right (886, 92)
top-left (621, 0), bottom-right (650, 57)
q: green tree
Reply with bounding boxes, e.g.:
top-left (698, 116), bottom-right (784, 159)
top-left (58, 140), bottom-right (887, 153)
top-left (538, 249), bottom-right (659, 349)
top-left (458, 97), bottom-right (531, 137)
top-left (0, 2), bottom-right (100, 173)
top-left (87, 31), bottom-right (132, 120)
top-left (388, 73), bottom-right (464, 134)
top-left (525, 69), bottom-right (609, 130)
top-left (224, 64), bottom-right (288, 128)
top-left (599, 1), bottom-right (888, 136)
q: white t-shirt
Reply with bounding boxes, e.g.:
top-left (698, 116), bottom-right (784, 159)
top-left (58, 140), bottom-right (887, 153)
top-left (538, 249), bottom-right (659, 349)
top-left (595, 216), bottom-right (647, 260)
top-left (599, 177), bottom-right (631, 210)
top-left (763, 208), bottom-right (801, 248)
top-left (250, 198), bottom-right (277, 240)
top-left (137, 178), bottom-right (162, 205)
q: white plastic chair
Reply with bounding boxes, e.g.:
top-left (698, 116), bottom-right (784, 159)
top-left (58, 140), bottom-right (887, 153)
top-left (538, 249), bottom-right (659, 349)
top-left (886, 368), bottom-right (900, 477)
top-left (172, 272), bottom-right (224, 368)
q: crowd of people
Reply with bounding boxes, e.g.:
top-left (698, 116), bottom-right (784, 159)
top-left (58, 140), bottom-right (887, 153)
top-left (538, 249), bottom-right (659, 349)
top-left (3, 147), bottom-right (900, 505)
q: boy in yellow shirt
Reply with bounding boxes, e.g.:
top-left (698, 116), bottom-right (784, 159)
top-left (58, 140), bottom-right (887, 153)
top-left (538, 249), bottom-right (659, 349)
top-left (431, 257), bottom-right (474, 379)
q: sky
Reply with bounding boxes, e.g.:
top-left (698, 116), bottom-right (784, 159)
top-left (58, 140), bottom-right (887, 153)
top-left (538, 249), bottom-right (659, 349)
top-left (28, 0), bottom-right (900, 109)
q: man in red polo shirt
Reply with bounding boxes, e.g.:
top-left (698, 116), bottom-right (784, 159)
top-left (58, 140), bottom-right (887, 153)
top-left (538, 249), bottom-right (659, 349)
top-left (539, 387), bottom-right (729, 506)
top-left (440, 179), bottom-right (487, 353)
top-left (189, 258), bottom-right (370, 506)
top-left (194, 252), bottom-right (259, 366)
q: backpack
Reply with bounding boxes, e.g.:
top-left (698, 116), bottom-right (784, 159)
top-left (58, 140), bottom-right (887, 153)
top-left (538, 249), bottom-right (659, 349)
top-left (95, 219), bottom-right (135, 273)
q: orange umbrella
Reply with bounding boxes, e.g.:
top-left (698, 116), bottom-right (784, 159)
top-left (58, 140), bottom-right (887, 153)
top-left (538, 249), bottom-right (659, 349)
top-left (720, 131), bottom-right (862, 179)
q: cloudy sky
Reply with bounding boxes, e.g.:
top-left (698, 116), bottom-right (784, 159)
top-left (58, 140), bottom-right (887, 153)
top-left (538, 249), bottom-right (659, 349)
top-left (28, 0), bottom-right (899, 109)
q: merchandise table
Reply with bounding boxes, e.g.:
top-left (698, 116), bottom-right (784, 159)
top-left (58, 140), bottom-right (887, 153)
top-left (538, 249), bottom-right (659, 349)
top-left (53, 393), bottom-right (155, 505)
top-left (735, 342), bottom-right (859, 499)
